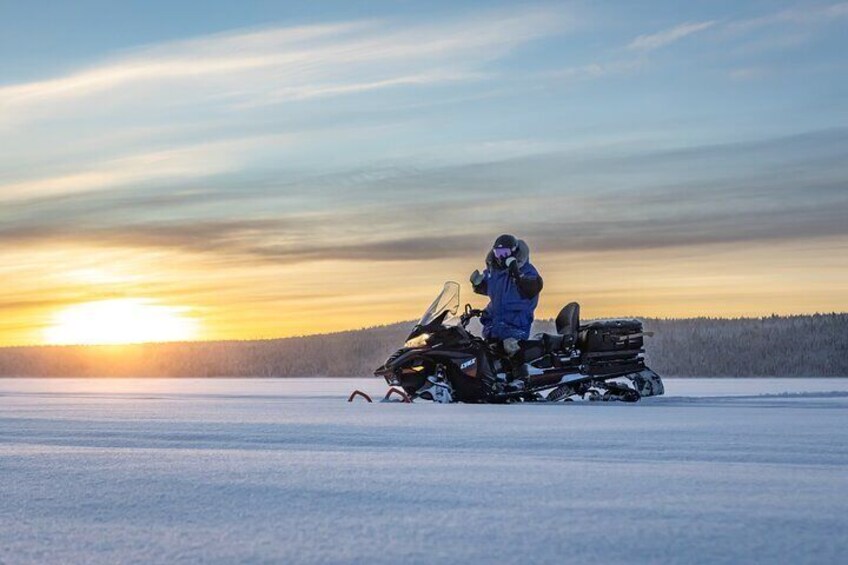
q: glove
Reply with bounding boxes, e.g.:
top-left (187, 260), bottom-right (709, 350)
top-left (505, 257), bottom-right (520, 277)
top-left (470, 269), bottom-right (485, 286)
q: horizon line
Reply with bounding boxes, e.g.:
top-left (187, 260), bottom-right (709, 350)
top-left (4, 310), bottom-right (846, 349)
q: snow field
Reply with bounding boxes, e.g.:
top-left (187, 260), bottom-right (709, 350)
top-left (1, 378), bottom-right (847, 564)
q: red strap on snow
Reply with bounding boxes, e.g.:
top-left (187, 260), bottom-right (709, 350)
top-left (383, 387), bottom-right (412, 403)
top-left (347, 390), bottom-right (373, 403)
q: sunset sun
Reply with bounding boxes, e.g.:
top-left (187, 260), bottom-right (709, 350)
top-left (44, 299), bottom-right (199, 345)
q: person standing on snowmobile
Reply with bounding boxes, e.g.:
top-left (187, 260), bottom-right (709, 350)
top-left (470, 234), bottom-right (543, 378)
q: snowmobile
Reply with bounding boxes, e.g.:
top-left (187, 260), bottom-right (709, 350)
top-left (351, 282), bottom-right (664, 404)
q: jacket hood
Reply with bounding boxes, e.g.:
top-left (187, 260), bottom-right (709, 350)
top-left (486, 238), bottom-right (530, 269)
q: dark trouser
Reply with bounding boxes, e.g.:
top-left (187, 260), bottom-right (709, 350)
top-left (488, 338), bottom-right (527, 380)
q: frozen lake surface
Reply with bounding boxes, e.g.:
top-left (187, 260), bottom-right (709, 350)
top-left (1, 378), bottom-right (847, 564)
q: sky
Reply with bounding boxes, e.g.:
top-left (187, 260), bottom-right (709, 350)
top-left (1, 0), bottom-right (847, 345)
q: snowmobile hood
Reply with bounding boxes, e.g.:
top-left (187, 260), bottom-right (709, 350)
top-left (486, 238), bottom-right (530, 269)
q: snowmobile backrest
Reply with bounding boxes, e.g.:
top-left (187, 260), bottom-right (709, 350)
top-left (556, 302), bottom-right (580, 337)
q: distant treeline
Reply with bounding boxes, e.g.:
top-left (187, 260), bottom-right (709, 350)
top-left (0, 313), bottom-right (846, 378)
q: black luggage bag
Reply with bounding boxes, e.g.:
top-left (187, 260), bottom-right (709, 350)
top-left (579, 320), bottom-right (644, 358)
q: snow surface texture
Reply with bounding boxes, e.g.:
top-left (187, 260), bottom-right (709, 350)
top-left (1, 378), bottom-right (847, 564)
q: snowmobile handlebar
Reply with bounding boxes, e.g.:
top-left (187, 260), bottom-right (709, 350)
top-left (460, 304), bottom-right (483, 327)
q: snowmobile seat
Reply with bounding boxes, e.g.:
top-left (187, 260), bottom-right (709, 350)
top-left (544, 332), bottom-right (574, 352)
top-left (519, 339), bottom-right (547, 361)
top-left (527, 332), bottom-right (575, 355)
top-left (556, 302), bottom-right (580, 337)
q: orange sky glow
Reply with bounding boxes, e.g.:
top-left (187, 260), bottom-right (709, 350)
top-left (2, 236), bottom-right (846, 346)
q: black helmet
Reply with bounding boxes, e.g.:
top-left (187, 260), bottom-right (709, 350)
top-left (492, 234), bottom-right (518, 267)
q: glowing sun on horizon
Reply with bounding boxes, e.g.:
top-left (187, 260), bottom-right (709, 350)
top-left (44, 299), bottom-right (199, 345)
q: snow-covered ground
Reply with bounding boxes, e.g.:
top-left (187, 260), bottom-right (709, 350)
top-left (1, 378), bottom-right (847, 564)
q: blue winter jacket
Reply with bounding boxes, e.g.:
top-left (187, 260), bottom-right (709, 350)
top-left (474, 240), bottom-right (542, 340)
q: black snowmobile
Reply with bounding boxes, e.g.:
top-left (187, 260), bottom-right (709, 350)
top-left (351, 282), bottom-right (664, 404)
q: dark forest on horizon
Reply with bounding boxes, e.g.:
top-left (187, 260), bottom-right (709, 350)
top-left (1, 313), bottom-right (846, 378)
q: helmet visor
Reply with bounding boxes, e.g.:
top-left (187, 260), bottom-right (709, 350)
top-left (493, 247), bottom-right (513, 260)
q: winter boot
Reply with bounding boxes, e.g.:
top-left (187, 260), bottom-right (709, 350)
top-left (502, 338), bottom-right (529, 381)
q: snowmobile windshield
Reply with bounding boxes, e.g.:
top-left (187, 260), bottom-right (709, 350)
top-left (417, 281), bottom-right (460, 327)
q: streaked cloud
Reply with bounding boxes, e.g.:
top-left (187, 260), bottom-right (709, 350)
top-left (3, 128), bottom-right (846, 264)
top-left (627, 21), bottom-right (717, 51)
top-left (726, 2), bottom-right (848, 33)
top-left (0, 7), bottom-right (568, 124)
top-left (0, 137), bottom-right (284, 200)
top-left (0, 5), bottom-right (571, 204)
top-left (626, 3), bottom-right (848, 55)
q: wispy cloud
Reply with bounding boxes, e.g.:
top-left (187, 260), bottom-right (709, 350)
top-left (715, 2), bottom-right (848, 56)
top-left (541, 59), bottom-right (645, 83)
top-left (620, 3), bottom-right (848, 74)
top-left (627, 2), bottom-right (848, 54)
top-left (726, 2), bottom-right (848, 33)
top-left (0, 6), bottom-right (572, 202)
top-left (0, 135), bottom-right (289, 201)
top-left (0, 7), bottom-right (568, 122)
top-left (4, 128), bottom-right (846, 264)
top-left (727, 67), bottom-right (772, 81)
top-left (251, 70), bottom-right (488, 106)
top-left (627, 20), bottom-right (717, 51)
top-left (0, 22), bottom-right (370, 106)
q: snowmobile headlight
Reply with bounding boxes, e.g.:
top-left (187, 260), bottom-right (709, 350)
top-left (404, 333), bottom-right (431, 349)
